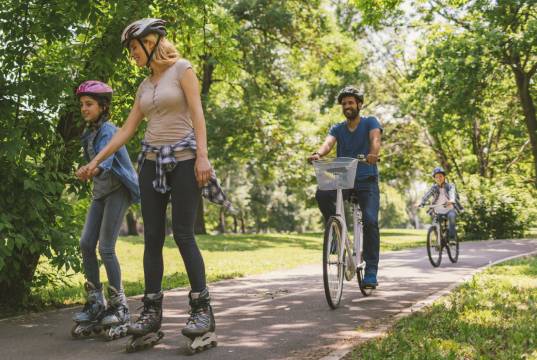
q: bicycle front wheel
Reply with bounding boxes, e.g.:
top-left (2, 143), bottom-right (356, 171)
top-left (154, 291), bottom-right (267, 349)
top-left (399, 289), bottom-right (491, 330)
top-left (427, 226), bottom-right (442, 267)
top-left (323, 216), bottom-right (345, 309)
top-left (447, 233), bottom-right (459, 263)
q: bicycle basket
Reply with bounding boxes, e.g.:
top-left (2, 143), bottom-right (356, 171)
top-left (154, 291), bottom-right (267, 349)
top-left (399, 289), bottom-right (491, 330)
top-left (312, 157), bottom-right (358, 190)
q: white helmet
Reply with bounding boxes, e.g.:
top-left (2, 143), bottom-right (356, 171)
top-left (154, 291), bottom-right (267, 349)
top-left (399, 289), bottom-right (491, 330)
top-left (121, 18), bottom-right (166, 47)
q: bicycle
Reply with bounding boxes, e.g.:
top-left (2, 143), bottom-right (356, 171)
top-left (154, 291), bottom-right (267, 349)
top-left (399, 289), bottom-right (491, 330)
top-left (425, 203), bottom-right (459, 267)
top-left (312, 155), bottom-right (373, 309)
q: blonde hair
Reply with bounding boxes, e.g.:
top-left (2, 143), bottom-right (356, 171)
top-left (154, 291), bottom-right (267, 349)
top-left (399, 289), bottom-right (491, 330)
top-left (142, 33), bottom-right (179, 67)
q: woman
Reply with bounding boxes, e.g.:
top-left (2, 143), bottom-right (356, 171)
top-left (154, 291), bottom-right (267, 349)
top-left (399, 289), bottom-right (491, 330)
top-left (77, 19), bottom-right (218, 353)
top-left (73, 81), bottom-right (139, 340)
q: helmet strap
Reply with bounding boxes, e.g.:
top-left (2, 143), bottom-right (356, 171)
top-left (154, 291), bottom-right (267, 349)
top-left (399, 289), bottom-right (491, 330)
top-left (144, 35), bottom-right (162, 68)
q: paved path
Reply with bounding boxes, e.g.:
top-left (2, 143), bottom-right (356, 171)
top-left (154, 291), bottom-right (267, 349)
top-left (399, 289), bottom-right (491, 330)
top-left (1, 239), bottom-right (535, 360)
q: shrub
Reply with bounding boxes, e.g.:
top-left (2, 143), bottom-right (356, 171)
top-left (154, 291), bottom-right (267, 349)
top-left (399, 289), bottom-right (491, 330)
top-left (459, 175), bottom-right (536, 240)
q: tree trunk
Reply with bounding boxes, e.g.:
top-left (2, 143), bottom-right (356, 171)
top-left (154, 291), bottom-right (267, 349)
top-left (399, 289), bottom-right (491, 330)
top-left (193, 53), bottom-right (217, 234)
top-left (217, 207), bottom-right (226, 233)
top-left (126, 210), bottom-right (138, 236)
top-left (512, 67), bottom-right (537, 187)
top-left (471, 117), bottom-right (487, 177)
top-left (240, 214), bottom-right (246, 234)
top-left (0, 250), bottom-right (40, 307)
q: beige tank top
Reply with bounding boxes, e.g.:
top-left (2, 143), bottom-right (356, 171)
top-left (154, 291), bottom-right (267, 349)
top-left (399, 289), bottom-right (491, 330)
top-left (136, 59), bottom-right (196, 161)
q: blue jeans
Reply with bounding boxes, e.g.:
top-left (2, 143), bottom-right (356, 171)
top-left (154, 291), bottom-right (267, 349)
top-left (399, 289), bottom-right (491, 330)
top-left (80, 186), bottom-right (131, 290)
top-left (315, 178), bottom-right (380, 274)
top-left (438, 209), bottom-right (457, 239)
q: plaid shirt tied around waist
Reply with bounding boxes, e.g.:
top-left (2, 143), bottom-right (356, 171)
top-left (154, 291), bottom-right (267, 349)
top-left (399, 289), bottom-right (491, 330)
top-left (137, 131), bottom-right (235, 214)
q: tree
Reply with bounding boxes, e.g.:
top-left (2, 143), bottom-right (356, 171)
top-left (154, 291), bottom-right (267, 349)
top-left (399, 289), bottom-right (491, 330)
top-left (0, 0), bottom-right (152, 307)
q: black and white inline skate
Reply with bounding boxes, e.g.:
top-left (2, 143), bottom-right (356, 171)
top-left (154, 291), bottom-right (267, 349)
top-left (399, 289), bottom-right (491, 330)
top-left (125, 292), bottom-right (164, 352)
top-left (71, 281), bottom-right (107, 338)
top-left (100, 286), bottom-right (130, 340)
top-left (181, 288), bottom-right (217, 354)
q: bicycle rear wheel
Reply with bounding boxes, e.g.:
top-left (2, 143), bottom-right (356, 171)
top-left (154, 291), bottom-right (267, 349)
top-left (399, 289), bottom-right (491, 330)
top-left (323, 216), bottom-right (345, 309)
top-left (427, 226), bottom-right (442, 267)
top-left (447, 233), bottom-right (459, 263)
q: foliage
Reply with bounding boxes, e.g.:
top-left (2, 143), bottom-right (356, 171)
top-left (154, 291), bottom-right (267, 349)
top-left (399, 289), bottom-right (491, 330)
top-left (379, 183), bottom-right (408, 228)
top-left (459, 175), bottom-right (537, 240)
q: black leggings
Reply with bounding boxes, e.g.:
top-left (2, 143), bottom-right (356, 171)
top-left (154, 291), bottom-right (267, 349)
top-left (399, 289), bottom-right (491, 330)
top-left (139, 158), bottom-right (206, 293)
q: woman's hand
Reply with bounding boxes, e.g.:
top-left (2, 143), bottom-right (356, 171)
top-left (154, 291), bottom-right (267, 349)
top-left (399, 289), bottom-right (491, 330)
top-left (195, 155), bottom-right (212, 187)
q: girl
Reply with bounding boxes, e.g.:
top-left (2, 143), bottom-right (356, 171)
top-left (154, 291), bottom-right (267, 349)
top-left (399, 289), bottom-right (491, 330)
top-left (77, 19), bottom-right (224, 353)
top-left (72, 81), bottom-right (140, 340)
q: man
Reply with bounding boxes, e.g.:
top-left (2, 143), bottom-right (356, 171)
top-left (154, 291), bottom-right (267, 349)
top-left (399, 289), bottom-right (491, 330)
top-left (308, 85), bottom-right (382, 288)
top-left (419, 167), bottom-right (462, 242)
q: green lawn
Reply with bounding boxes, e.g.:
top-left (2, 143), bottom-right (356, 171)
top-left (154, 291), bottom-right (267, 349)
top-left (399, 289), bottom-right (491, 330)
top-left (346, 255), bottom-right (537, 360)
top-left (31, 229), bottom-right (426, 310)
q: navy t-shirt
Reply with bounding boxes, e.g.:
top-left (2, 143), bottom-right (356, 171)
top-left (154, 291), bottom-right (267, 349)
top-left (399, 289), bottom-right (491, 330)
top-left (328, 116), bottom-right (383, 181)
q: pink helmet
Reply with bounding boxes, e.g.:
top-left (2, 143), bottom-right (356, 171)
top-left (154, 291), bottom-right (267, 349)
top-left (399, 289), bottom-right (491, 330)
top-left (76, 80), bottom-right (113, 100)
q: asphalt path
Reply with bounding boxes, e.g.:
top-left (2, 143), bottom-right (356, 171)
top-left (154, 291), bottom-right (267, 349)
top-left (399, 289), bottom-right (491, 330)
top-left (1, 239), bottom-right (535, 360)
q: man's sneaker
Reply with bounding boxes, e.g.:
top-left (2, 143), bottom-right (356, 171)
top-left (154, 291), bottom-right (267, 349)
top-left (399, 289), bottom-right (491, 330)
top-left (362, 273), bottom-right (378, 289)
top-left (448, 235), bottom-right (457, 245)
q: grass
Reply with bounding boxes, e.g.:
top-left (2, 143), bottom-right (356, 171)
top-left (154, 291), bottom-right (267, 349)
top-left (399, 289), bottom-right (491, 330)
top-left (346, 255), bottom-right (537, 360)
top-left (526, 227), bottom-right (537, 239)
top-left (16, 229), bottom-right (425, 316)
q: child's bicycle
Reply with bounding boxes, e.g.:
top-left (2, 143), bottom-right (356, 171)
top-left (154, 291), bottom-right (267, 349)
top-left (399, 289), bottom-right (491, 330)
top-left (312, 156), bottom-right (373, 309)
top-left (424, 203), bottom-right (459, 267)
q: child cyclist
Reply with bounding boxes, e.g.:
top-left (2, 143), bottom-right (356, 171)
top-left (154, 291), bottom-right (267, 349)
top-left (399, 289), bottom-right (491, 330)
top-left (418, 166), bottom-right (463, 242)
top-left (72, 81), bottom-right (140, 340)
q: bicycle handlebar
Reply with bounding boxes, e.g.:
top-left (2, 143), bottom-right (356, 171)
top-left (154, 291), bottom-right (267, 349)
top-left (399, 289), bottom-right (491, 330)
top-left (427, 203), bottom-right (451, 209)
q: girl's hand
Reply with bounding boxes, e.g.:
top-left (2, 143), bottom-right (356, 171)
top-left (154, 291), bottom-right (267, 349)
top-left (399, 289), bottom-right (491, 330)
top-left (76, 161), bottom-right (100, 181)
top-left (195, 156), bottom-right (212, 187)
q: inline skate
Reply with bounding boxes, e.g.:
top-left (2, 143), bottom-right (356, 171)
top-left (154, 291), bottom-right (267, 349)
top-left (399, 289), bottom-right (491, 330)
top-left (181, 288), bottom-right (217, 354)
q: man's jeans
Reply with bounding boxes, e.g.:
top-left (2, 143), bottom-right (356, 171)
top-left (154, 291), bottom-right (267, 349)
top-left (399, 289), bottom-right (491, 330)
top-left (315, 178), bottom-right (380, 275)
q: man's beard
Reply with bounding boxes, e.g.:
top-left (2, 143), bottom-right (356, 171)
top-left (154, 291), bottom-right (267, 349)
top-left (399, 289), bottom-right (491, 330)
top-left (344, 108), bottom-right (359, 120)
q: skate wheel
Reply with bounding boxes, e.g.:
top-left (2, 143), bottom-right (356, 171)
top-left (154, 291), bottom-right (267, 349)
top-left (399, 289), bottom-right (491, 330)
top-left (126, 338), bottom-right (137, 353)
top-left (70, 324), bottom-right (82, 339)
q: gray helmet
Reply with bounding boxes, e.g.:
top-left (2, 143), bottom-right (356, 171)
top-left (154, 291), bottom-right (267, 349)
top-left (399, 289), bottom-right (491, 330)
top-left (337, 85), bottom-right (364, 104)
top-left (432, 166), bottom-right (446, 177)
top-left (121, 18), bottom-right (167, 47)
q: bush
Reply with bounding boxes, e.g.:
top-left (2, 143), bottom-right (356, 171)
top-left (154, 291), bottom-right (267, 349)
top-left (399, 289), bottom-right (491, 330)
top-left (0, 155), bottom-right (85, 311)
top-left (459, 175), bottom-right (536, 240)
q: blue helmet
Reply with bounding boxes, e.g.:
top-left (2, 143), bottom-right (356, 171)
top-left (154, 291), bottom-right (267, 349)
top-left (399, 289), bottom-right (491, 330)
top-left (432, 166), bottom-right (446, 177)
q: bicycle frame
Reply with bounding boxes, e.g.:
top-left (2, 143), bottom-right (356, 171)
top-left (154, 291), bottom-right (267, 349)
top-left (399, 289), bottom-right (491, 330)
top-left (429, 204), bottom-right (449, 248)
top-left (334, 189), bottom-right (365, 277)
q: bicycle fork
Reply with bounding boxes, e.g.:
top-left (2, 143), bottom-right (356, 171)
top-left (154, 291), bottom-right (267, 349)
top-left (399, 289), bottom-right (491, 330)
top-left (435, 223), bottom-right (442, 248)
